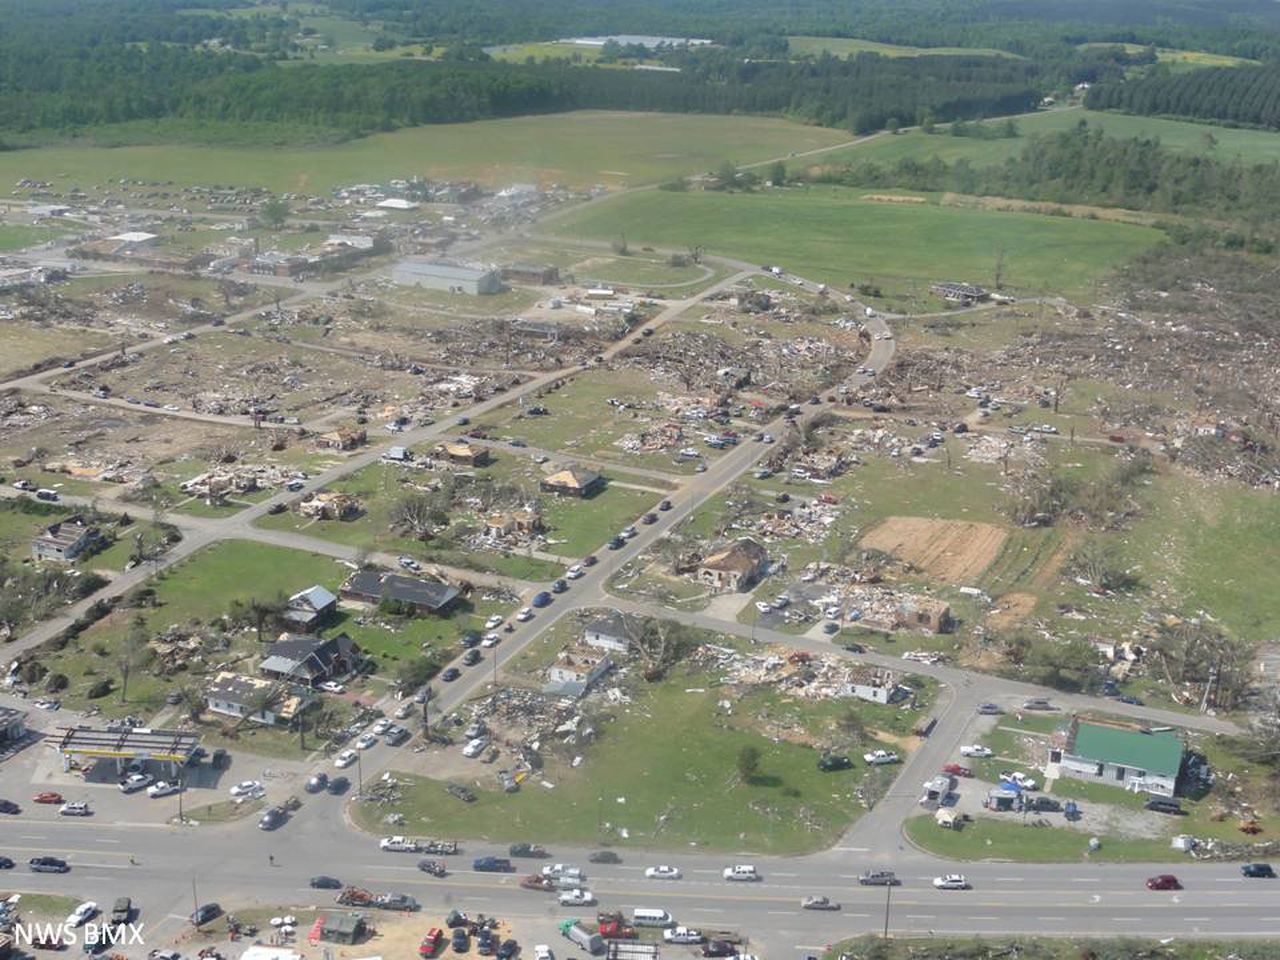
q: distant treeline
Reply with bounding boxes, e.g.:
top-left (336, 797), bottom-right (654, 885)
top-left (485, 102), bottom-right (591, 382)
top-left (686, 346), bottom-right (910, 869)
top-left (325, 0), bottom-right (1280, 61)
top-left (1086, 64), bottom-right (1280, 129)
top-left (0, 52), bottom-right (1039, 136)
top-left (808, 121), bottom-right (1280, 226)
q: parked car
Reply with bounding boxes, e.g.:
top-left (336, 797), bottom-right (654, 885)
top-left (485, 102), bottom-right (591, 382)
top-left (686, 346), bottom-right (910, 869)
top-left (565, 565), bottom-right (584, 579)
top-left (1242, 863), bottom-right (1276, 879)
top-left (229, 780), bottom-right (264, 797)
top-left (451, 929), bottom-right (470, 953)
top-left (119, 773), bottom-right (154, 794)
top-left (645, 865), bottom-right (682, 879)
top-left (557, 889), bottom-right (596, 907)
top-left (310, 875), bottom-right (342, 889)
top-left (959, 745), bottom-right (992, 758)
top-left (701, 941), bottom-right (735, 958)
top-left (801, 896), bottom-right (841, 911)
top-left (932, 875), bottom-right (970, 890)
top-left (462, 649), bottom-right (482, 666)
top-left (999, 771), bottom-right (1038, 790)
top-left (496, 940), bottom-right (518, 960)
top-left (147, 781), bottom-right (181, 799)
top-left (32, 792), bottom-right (64, 804)
top-left (190, 903), bottom-right (222, 926)
top-left (1146, 874), bottom-right (1181, 890)
top-left (65, 902), bottom-right (98, 927)
top-left (658, 499), bottom-right (672, 511)
top-left (550, 579), bottom-right (568, 593)
top-left (0, 857), bottom-right (11, 869)
top-left (441, 667), bottom-right (461, 682)
top-left (588, 851), bottom-right (621, 864)
top-left (516, 608), bottom-right (534, 622)
top-left (818, 754), bottom-right (853, 772)
top-left (0, 799), bottom-right (19, 814)
top-left (663, 928), bottom-right (703, 945)
top-left (59, 801), bottom-right (92, 816)
top-left (531, 591), bottom-right (552, 608)
top-left (356, 733), bottom-right (378, 750)
top-left (420, 929), bottom-right (444, 958)
top-left (258, 807), bottom-right (286, 831)
top-left (863, 750), bottom-right (900, 765)
top-left (319, 681), bottom-right (346, 694)
top-left (328, 776), bottom-right (350, 795)
top-left (942, 763), bottom-right (973, 778)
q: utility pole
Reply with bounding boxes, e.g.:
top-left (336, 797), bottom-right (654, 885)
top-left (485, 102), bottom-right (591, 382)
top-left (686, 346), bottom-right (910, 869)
top-left (177, 774), bottom-right (184, 824)
top-left (191, 877), bottom-right (199, 916)
top-left (356, 749), bottom-right (364, 797)
top-left (883, 882), bottom-right (893, 939)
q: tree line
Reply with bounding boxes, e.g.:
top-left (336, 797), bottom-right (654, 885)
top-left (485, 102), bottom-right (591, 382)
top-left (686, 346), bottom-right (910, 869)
top-left (0, 51), bottom-right (1039, 136)
top-left (806, 120), bottom-right (1280, 229)
top-left (1086, 64), bottom-right (1280, 129)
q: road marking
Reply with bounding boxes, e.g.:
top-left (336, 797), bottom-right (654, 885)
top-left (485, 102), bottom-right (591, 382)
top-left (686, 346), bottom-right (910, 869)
top-left (1184, 917), bottom-right (1211, 922)
top-left (1036, 917), bottom-right (1065, 921)
top-left (77, 862), bottom-right (131, 870)
top-left (688, 909), bottom-right (723, 915)
top-left (1111, 917), bottom-right (1141, 922)
top-left (904, 914), bottom-right (935, 920)
top-left (767, 911), bottom-right (792, 916)
top-left (993, 877), bottom-right (1024, 882)
top-left (968, 916), bottom-right (998, 921)
top-left (20, 835), bottom-right (47, 840)
top-left (1070, 878), bottom-right (1100, 883)
top-left (842, 914), bottom-right (869, 919)
top-left (95, 839), bottom-right (121, 844)
top-left (1215, 878), bottom-right (1243, 883)
top-left (83, 876), bottom-right (110, 881)
top-left (832, 847), bottom-right (869, 853)
top-left (772, 873), bottom-right (798, 878)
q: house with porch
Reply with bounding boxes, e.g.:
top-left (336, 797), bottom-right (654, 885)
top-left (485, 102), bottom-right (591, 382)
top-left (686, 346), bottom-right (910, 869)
top-left (1047, 717), bottom-right (1185, 798)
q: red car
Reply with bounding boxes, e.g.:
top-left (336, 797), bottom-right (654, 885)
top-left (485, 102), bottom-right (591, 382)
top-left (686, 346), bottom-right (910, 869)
top-left (1146, 874), bottom-right (1181, 890)
top-left (942, 763), bottom-right (973, 778)
top-left (32, 792), bottom-right (64, 805)
top-left (419, 929), bottom-right (444, 958)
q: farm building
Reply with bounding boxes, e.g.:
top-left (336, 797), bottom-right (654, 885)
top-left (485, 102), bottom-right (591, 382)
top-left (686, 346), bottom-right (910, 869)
top-left (697, 538), bottom-right (769, 592)
top-left (391, 259), bottom-right (502, 295)
top-left (1047, 718), bottom-right (1185, 798)
top-left (540, 466), bottom-right (604, 498)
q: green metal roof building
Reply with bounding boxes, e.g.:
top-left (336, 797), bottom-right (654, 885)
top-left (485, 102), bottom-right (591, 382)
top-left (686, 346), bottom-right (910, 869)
top-left (1050, 720), bottom-right (1185, 798)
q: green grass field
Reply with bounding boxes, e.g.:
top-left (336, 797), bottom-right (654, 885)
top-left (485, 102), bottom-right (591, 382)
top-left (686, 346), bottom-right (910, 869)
top-left (354, 661), bottom-right (913, 853)
top-left (552, 186), bottom-right (1160, 301)
top-left (816, 108), bottom-right (1280, 170)
top-left (0, 112), bottom-right (850, 193)
top-left (789, 36), bottom-right (1020, 59)
top-left (1078, 42), bottom-right (1257, 70)
top-left (903, 814), bottom-right (1176, 862)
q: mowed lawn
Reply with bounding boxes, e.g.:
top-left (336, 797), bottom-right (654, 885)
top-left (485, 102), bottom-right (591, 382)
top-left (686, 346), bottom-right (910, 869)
top-left (552, 187), bottom-right (1160, 299)
top-left (0, 112), bottom-right (851, 192)
top-left (816, 108), bottom-right (1280, 169)
top-left (354, 664), bottom-right (901, 854)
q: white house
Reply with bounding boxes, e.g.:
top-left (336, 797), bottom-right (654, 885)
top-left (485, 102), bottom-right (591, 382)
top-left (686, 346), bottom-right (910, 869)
top-left (543, 645), bottom-right (614, 699)
top-left (583, 612), bottom-right (631, 654)
top-left (205, 671), bottom-right (312, 726)
top-left (841, 667), bottom-right (909, 705)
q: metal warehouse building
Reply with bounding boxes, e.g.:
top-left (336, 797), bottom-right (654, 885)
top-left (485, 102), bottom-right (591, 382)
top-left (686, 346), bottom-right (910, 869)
top-left (390, 259), bottom-right (503, 295)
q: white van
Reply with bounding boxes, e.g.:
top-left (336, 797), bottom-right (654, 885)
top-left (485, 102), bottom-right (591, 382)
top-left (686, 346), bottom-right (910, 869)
top-left (632, 908), bottom-right (674, 928)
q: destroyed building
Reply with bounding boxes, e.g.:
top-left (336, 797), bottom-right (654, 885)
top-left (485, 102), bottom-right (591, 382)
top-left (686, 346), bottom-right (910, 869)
top-left (697, 538), bottom-right (769, 593)
top-left (31, 515), bottom-right (103, 563)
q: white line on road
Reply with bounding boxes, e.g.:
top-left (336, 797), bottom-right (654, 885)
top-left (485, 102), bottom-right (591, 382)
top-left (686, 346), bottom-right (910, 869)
top-left (20, 835), bottom-right (47, 840)
top-left (95, 839), bottom-right (121, 844)
top-left (1037, 917), bottom-right (1066, 921)
top-left (968, 916), bottom-right (999, 921)
top-left (1214, 878), bottom-right (1243, 883)
top-left (1184, 917), bottom-right (1211, 922)
top-left (78, 863), bottom-right (131, 870)
top-left (1111, 917), bottom-right (1142, 922)
top-left (832, 847), bottom-right (869, 853)
top-left (993, 877), bottom-right (1024, 882)
top-left (1070, 878), bottom-right (1100, 883)
top-left (905, 914), bottom-right (935, 920)
top-left (83, 876), bottom-right (110, 881)
top-left (767, 911), bottom-right (793, 916)
top-left (688, 909), bottom-right (724, 915)
top-left (772, 873), bottom-right (798, 877)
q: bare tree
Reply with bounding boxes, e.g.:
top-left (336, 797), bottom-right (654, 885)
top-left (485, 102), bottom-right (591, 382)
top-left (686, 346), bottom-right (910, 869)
top-left (119, 614), bottom-right (148, 703)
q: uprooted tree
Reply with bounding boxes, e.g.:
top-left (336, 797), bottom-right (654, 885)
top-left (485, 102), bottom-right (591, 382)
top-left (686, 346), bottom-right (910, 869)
top-left (1150, 618), bottom-right (1256, 711)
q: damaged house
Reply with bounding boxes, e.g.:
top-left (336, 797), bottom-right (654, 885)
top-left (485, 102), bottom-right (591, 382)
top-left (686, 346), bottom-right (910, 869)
top-left (31, 515), bottom-right (103, 563)
top-left (543, 643), bottom-right (614, 699)
top-left (259, 632), bottom-right (363, 686)
top-left (484, 506), bottom-right (542, 541)
top-left (341, 570), bottom-right (461, 616)
top-left (539, 466), bottom-right (604, 498)
top-left (697, 538), bottom-right (769, 593)
top-left (283, 584), bottom-right (339, 632)
top-left (205, 671), bottom-right (313, 726)
top-left (842, 667), bottom-right (910, 705)
top-left (434, 441), bottom-right (491, 467)
top-left (298, 492), bottom-right (361, 521)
